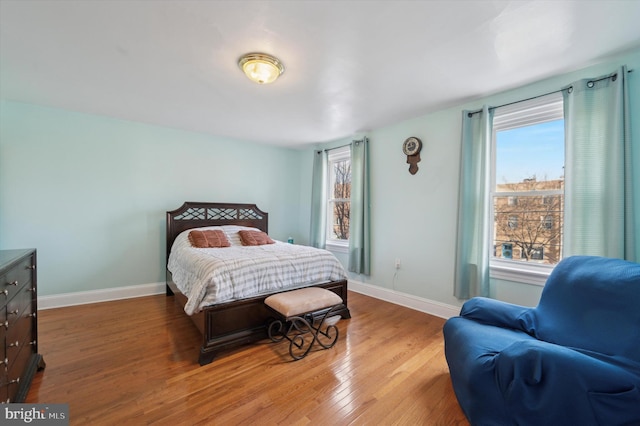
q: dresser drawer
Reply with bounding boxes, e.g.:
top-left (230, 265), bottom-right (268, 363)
top-left (0, 382), bottom-right (8, 404)
top-left (0, 322), bottom-right (6, 366)
top-left (6, 344), bottom-right (31, 403)
top-left (6, 308), bottom-right (33, 371)
top-left (6, 284), bottom-right (34, 328)
top-left (1, 255), bottom-right (34, 301)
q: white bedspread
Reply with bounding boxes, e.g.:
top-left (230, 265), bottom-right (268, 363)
top-left (168, 227), bottom-right (348, 315)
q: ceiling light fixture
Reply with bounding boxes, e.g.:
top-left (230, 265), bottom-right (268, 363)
top-left (238, 53), bottom-right (284, 84)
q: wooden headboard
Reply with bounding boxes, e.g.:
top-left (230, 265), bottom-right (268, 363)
top-left (166, 202), bottom-right (268, 263)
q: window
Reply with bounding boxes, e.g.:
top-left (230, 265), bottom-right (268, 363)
top-left (326, 146), bottom-right (351, 250)
top-left (530, 246), bottom-right (544, 260)
top-left (501, 243), bottom-right (513, 259)
top-left (490, 93), bottom-right (565, 284)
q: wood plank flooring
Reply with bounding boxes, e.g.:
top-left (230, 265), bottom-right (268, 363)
top-left (26, 291), bottom-right (469, 425)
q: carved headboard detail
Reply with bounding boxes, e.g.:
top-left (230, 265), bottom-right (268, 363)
top-left (166, 202), bottom-right (268, 263)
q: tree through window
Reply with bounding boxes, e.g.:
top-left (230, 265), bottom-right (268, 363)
top-left (494, 177), bottom-right (564, 264)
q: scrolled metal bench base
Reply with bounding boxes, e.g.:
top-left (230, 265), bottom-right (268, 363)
top-left (267, 305), bottom-right (340, 360)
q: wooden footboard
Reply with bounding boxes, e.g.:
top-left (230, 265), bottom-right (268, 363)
top-left (167, 272), bottom-right (350, 365)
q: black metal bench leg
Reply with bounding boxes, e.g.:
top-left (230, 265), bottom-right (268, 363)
top-left (267, 305), bottom-right (341, 360)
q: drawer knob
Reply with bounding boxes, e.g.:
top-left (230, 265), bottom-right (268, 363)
top-left (9, 377), bottom-right (20, 384)
top-left (28, 287), bottom-right (36, 293)
top-left (2, 321), bottom-right (8, 329)
top-left (1, 289), bottom-right (7, 296)
top-left (0, 358), bottom-right (7, 365)
top-left (29, 340), bottom-right (37, 346)
top-left (28, 312), bottom-right (37, 318)
top-left (27, 265), bottom-right (36, 270)
top-left (9, 280), bottom-right (18, 286)
top-left (8, 309), bottom-right (19, 316)
top-left (8, 340), bottom-right (19, 347)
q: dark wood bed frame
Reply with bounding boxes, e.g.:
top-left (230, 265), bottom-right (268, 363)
top-left (166, 202), bottom-right (351, 365)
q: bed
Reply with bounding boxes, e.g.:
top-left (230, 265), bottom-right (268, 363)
top-left (166, 202), bottom-right (351, 365)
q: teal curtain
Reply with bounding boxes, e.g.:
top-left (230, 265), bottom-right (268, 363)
top-left (454, 106), bottom-right (494, 299)
top-left (309, 150), bottom-right (327, 249)
top-left (563, 66), bottom-right (636, 261)
top-left (348, 137), bottom-right (371, 274)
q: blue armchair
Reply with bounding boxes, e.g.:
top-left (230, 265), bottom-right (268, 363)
top-left (443, 256), bottom-right (640, 425)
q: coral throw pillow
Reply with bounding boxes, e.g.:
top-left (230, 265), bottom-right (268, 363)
top-left (238, 230), bottom-right (275, 246)
top-left (188, 230), bottom-right (231, 248)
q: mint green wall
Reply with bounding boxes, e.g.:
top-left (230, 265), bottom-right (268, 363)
top-left (0, 102), bottom-right (302, 296)
top-left (302, 48), bottom-right (640, 308)
top-left (2, 49), bottom-right (638, 305)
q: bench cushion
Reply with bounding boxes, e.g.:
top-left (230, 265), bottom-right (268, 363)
top-left (265, 287), bottom-right (343, 317)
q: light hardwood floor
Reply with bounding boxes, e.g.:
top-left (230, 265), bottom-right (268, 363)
top-left (26, 291), bottom-right (469, 425)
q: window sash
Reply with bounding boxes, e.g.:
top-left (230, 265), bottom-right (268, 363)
top-left (489, 92), bottom-right (564, 284)
top-left (326, 146), bottom-right (351, 247)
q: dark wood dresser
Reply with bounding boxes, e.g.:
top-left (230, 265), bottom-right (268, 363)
top-left (0, 249), bottom-right (45, 403)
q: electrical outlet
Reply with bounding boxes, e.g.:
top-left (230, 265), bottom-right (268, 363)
top-left (395, 258), bottom-right (401, 269)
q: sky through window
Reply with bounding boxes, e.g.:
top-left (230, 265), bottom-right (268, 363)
top-left (495, 119), bottom-right (564, 184)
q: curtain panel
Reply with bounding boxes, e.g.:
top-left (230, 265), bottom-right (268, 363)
top-left (348, 137), bottom-right (371, 275)
top-left (454, 106), bottom-right (494, 299)
top-left (563, 66), bottom-right (636, 261)
top-left (309, 150), bottom-right (327, 249)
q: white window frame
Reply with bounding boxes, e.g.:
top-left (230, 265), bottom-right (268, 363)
top-left (489, 93), bottom-right (564, 286)
top-left (325, 146), bottom-right (351, 253)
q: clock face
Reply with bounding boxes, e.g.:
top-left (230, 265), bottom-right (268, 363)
top-left (403, 137), bottom-right (422, 156)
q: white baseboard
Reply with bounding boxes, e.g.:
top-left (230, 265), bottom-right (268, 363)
top-left (348, 280), bottom-right (461, 319)
top-left (38, 282), bottom-right (166, 310)
top-left (37, 280), bottom-right (462, 319)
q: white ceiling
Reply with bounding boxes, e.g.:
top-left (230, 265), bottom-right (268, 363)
top-left (1, 1), bottom-right (640, 147)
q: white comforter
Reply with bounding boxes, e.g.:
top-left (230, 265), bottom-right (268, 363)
top-left (168, 227), bottom-right (348, 315)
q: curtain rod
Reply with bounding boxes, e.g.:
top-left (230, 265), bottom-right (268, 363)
top-left (467, 68), bottom-right (633, 117)
top-left (317, 138), bottom-right (365, 153)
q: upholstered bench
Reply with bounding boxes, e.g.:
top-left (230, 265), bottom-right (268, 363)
top-left (265, 287), bottom-right (343, 360)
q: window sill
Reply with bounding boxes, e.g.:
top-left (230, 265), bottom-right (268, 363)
top-left (325, 241), bottom-right (349, 254)
top-left (490, 259), bottom-right (553, 286)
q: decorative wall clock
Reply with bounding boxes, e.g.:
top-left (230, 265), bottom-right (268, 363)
top-left (402, 137), bottom-right (422, 175)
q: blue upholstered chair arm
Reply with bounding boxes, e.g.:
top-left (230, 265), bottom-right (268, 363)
top-left (459, 297), bottom-right (535, 335)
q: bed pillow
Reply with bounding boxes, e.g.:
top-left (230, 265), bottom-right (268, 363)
top-left (188, 229), bottom-right (231, 248)
top-left (238, 230), bottom-right (275, 246)
top-left (219, 225), bottom-right (261, 246)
